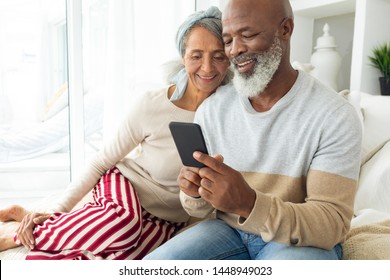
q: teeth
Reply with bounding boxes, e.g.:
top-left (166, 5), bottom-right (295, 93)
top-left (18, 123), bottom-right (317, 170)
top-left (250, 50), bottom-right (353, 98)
top-left (199, 75), bottom-right (214, 80)
top-left (238, 59), bottom-right (254, 67)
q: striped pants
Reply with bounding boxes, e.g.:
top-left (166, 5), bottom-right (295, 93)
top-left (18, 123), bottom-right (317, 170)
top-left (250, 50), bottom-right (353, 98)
top-left (24, 168), bottom-right (184, 260)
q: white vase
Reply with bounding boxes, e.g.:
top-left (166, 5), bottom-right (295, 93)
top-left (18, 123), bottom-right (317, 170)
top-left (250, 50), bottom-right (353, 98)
top-left (310, 23), bottom-right (341, 91)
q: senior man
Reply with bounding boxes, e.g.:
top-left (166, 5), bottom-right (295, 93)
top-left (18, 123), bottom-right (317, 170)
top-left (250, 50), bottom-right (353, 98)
top-left (145, 0), bottom-right (362, 260)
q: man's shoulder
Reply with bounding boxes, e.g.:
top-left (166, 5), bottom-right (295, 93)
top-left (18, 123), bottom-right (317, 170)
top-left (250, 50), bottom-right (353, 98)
top-left (297, 71), bottom-right (350, 109)
top-left (201, 83), bottom-right (237, 108)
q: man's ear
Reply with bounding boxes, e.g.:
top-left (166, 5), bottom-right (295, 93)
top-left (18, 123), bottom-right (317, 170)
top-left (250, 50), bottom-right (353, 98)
top-left (281, 17), bottom-right (294, 38)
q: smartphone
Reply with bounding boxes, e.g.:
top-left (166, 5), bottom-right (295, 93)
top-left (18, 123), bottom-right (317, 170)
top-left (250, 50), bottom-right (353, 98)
top-left (169, 121), bottom-right (209, 168)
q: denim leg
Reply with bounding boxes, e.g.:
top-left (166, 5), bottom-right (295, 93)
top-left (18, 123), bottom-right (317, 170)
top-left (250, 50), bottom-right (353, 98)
top-left (257, 242), bottom-right (342, 260)
top-left (144, 219), bottom-right (250, 260)
top-left (238, 230), bottom-right (342, 260)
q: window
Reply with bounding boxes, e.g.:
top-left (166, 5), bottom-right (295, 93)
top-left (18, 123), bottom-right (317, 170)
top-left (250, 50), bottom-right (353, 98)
top-left (0, 0), bottom-right (196, 207)
top-left (0, 0), bottom-right (69, 206)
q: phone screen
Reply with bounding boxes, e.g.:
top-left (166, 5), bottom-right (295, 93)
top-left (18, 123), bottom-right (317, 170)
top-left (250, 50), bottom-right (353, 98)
top-left (169, 122), bottom-right (209, 168)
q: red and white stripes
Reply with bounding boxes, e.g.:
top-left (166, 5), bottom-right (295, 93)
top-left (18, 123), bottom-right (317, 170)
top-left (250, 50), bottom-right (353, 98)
top-left (24, 168), bottom-right (183, 260)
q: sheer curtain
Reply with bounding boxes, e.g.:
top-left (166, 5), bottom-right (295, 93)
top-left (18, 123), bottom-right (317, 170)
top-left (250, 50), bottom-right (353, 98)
top-left (82, 0), bottom-right (195, 140)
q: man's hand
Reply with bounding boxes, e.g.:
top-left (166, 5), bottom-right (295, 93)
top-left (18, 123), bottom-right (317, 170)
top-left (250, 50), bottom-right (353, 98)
top-left (15, 212), bottom-right (51, 250)
top-left (194, 151), bottom-right (256, 218)
top-left (177, 166), bottom-right (203, 198)
top-left (177, 154), bottom-right (224, 198)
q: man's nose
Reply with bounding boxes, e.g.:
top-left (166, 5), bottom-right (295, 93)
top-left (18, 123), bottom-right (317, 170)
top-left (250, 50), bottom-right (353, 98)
top-left (229, 39), bottom-right (246, 58)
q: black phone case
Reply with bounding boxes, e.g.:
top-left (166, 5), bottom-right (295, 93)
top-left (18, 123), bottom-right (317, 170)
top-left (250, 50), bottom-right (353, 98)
top-left (169, 122), bottom-right (209, 168)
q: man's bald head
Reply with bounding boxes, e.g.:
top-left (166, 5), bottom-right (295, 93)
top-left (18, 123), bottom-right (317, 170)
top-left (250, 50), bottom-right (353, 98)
top-left (223, 0), bottom-right (293, 25)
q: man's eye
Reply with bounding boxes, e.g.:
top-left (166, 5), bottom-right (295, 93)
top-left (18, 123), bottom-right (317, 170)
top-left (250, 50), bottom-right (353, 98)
top-left (243, 33), bottom-right (257, 39)
top-left (191, 56), bottom-right (201, 60)
top-left (214, 56), bottom-right (226, 62)
top-left (223, 39), bottom-right (232, 46)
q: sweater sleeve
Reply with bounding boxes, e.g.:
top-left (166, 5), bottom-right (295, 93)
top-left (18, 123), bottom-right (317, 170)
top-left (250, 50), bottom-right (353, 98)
top-left (50, 93), bottom-right (149, 212)
top-left (179, 191), bottom-right (215, 218)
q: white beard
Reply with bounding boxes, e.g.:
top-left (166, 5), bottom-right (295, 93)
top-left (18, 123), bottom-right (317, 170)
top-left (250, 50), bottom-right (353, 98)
top-left (232, 37), bottom-right (282, 98)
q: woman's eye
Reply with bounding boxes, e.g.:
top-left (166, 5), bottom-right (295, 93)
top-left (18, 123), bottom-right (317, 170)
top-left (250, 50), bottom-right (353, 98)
top-left (191, 56), bottom-right (201, 60)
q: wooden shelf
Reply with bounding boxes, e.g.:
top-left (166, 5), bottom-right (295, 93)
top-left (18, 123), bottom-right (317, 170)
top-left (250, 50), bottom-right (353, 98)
top-left (291, 0), bottom-right (390, 94)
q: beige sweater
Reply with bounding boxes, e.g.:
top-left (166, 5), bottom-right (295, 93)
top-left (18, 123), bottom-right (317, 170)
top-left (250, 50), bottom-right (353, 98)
top-left (52, 86), bottom-right (195, 223)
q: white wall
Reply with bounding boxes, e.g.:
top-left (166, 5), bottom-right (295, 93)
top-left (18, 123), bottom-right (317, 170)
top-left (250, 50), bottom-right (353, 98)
top-left (290, 16), bottom-right (314, 64)
top-left (351, 0), bottom-right (390, 94)
top-left (196, 0), bottom-right (227, 11)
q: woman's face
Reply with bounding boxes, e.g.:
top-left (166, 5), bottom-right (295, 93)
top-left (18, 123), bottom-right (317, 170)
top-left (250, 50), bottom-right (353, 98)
top-left (182, 26), bottom-right (230, 96)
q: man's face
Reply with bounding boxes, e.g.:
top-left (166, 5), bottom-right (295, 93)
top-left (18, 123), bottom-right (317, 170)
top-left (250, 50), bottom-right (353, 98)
top-left (230, 38), bottom-right (282, 98)
top-left (222, 1), bottom-right (283, 97)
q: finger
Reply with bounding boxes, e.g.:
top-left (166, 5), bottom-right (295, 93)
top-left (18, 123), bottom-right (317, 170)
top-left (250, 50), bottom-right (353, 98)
top-left (184, 166), bottom-right (201, 173)
top-left (178, 177), bottom-right (200, 197)
top-left (16, 218), bottom-right (28, 247)
top-left (20, 215), bottom-right (37, 249)
top-left (17, 228), bottom-right (30, 249)
top-left (193, 152), bottom-right (227, 174)
top-left (182, 169), bottom-right (202, 186)
top-left (25, 227), bottom-right (35, 249)
top-left (200, 177), bottom-right (214, 193)
top-left (21, 223), bottom-right (35, 249)
top-left (198, 186), bottom-right (212, 201)
top-left (213, 154), bottom-right (224, 163)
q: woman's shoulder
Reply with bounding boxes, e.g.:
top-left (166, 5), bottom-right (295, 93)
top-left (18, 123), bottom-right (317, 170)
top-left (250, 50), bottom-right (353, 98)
top-left (123, 85), bottom-right (171, 119)
top-left (136, 85), bottom-right (171, 103)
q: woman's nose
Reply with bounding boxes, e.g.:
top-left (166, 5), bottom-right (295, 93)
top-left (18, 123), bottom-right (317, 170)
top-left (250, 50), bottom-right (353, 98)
top-left (201, 57), bottom-right (213, 72)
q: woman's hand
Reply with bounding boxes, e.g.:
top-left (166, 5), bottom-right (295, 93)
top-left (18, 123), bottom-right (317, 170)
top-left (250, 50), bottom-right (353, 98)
top-left (15, 212), bottom-right (51, 250)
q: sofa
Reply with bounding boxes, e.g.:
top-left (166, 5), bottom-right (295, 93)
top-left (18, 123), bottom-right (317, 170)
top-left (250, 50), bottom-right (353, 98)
top-left (341, 91), bottom-right (390, 259)
top-left (1, 90), bottom-right (390, 260)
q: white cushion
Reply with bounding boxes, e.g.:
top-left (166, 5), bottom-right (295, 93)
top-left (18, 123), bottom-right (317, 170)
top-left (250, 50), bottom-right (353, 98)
top-left (360, 92), bottom-right (390, 162)
top-left (352, 208), bottom-right (390, 227)
top-left (354, 140), bottom-right (390, 214)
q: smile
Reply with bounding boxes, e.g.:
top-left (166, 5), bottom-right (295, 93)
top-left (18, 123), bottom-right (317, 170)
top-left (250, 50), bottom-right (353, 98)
top-left (197, 75), bottom-right (216, 80)
top-left (235, 58), bottom-right (256, 74)
top-left (237, 59), bottom-right (255, 67)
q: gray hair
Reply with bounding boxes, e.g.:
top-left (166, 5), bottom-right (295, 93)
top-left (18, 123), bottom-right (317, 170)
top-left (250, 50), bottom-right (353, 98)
top-left (162, 6), bottom-right (232, 86)
top-left (176, 7), bottom-right (223, 57)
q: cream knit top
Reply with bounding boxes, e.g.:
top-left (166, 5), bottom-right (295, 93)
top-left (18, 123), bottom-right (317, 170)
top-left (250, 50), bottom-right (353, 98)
top-left (52, 86), bottom-right (195, 223)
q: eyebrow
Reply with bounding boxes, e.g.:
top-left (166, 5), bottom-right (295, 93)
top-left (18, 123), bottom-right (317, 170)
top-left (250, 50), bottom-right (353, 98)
top-left (187, 49), bottom-right (225, 53)
top-left (222, 26), bottom-right (253, 37)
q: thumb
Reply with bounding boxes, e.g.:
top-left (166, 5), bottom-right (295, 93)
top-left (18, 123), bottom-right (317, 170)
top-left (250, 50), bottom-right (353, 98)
top-left (33, 214), bottom-right (50, 225)
top-left (213, 154), bottom-right (224, 163)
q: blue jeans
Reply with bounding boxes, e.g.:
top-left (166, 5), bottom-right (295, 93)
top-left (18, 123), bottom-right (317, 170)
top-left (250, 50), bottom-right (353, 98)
top-left (144, 219), bottom-right (342, 260)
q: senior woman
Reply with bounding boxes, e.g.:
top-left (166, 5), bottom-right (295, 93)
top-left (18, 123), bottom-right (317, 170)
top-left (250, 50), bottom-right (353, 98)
top-left (0, 6), bottom-right (231, 260)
